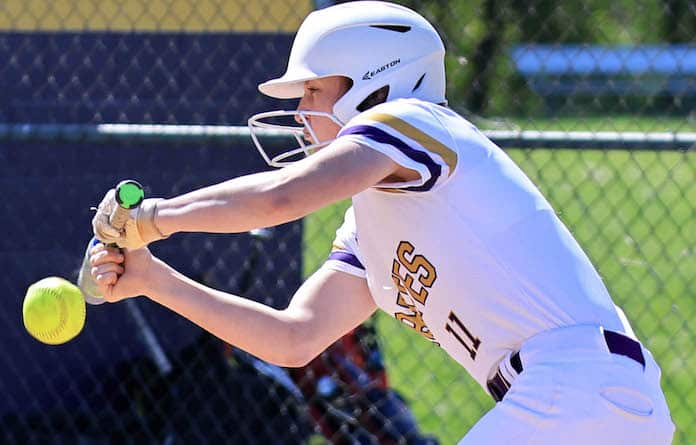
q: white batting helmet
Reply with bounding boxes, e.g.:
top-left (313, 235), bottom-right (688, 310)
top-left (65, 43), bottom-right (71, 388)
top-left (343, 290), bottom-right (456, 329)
top-left (249, 1), bottom-right (446, 166)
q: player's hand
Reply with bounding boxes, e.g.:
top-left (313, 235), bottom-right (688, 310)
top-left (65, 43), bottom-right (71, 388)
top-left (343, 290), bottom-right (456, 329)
top-left (92, 189), bottom-right (167, 249)
top-left (89, 243), bottom-right (154, 302)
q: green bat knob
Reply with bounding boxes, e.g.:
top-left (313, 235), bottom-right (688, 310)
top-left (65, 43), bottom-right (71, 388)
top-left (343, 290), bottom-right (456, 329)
top-left (115, 180), bottom-right (144, 210)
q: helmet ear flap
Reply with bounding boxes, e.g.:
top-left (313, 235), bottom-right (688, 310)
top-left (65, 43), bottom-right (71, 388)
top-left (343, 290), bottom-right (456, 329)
top-left (352, 71), bottom-right (427, 114)
top-left (356, 85), bottom-right (390, 113)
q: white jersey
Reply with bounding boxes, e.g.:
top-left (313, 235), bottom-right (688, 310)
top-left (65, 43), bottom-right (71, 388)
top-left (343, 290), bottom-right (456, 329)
top-left (322, 98), bottom-right (625, 387)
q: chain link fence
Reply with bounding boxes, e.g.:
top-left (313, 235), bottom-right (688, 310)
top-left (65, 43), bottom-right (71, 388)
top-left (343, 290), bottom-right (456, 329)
top-left (1, 0), bottom-right (694, 444)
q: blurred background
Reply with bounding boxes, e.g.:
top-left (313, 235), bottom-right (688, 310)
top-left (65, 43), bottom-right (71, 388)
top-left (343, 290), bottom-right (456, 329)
top-left (1, 0), bottom-right (693, 443)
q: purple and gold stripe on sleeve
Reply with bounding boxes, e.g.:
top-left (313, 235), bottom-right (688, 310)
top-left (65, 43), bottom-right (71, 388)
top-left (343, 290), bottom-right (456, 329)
top-left (366, 112), bottom-right (458, 174)
top-left (339, 111), bottom-right (458, 192)
top-left (328, 250), bottom-right (365, 270)
top-left (340, 125), bottom-right (441, 192)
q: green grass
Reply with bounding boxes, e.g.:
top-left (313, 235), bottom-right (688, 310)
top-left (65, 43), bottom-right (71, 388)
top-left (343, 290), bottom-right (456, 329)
top-left (474, 115), bottom-right (696, 132)
top-left (302, 142), bottom-right (696, 444)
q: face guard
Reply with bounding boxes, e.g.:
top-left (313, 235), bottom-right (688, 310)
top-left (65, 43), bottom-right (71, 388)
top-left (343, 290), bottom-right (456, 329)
top-left (248, 110), bottom-right (345, 168)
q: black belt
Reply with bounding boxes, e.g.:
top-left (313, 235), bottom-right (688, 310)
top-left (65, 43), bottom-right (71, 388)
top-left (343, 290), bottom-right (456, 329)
top-left (486, 329), bottom-right (645, 402)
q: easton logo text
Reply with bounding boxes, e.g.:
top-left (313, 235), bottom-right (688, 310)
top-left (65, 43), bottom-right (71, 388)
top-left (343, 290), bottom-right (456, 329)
top-left (362, 59), bottom-right (401, 80)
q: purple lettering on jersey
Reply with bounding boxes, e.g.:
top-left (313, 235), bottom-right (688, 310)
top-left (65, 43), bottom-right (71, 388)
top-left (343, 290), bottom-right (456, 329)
top-left (340, 125), bottom-right (441, 191)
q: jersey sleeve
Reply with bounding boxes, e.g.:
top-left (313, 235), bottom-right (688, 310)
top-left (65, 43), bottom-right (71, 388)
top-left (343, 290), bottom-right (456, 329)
top-left (321, 207), bottom-right (366, 279)
top-left (337, 99), bottom-right (458, 192)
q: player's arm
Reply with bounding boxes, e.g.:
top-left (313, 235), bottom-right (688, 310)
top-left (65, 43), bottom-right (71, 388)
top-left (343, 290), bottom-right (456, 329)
top-left (93, 139), bottom-right (403, 248)
top-left (153, 139), bottom-right (399, 235)
top-left (90, 245), bottom-right (376, 367)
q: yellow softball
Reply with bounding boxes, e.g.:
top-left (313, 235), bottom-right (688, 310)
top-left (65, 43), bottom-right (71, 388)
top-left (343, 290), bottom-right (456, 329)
top-left (22, 277), bottom-right (86, 345)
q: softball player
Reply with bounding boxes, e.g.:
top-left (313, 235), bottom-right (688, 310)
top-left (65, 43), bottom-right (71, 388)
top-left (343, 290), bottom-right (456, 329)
top-left (90, 2), bottom-right (675, 443)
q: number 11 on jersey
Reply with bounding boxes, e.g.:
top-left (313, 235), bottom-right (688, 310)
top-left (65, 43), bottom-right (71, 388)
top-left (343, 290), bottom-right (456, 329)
top-left (445, 311), bottom-right (481, 360)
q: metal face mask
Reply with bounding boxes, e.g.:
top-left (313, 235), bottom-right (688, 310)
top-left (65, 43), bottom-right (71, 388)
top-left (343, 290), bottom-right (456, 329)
top-left (248, 110), bottom-right (345, 167)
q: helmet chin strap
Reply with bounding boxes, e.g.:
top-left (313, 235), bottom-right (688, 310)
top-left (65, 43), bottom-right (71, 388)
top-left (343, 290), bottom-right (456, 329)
top-left (248, 110), bottom-right (345, 168)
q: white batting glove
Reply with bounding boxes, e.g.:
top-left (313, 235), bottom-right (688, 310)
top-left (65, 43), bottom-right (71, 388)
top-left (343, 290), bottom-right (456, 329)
top-left (92, 189), bottom-right (168, 249)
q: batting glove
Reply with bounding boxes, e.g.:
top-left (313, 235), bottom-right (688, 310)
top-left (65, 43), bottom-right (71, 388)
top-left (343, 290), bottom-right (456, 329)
top-left (92, 189), bottom-right (168, 249)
